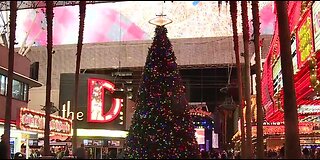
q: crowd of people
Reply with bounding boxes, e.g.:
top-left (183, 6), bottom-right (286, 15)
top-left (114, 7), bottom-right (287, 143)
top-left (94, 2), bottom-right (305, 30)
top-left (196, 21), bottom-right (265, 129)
top-left (264, 147), bottom-right (320, 159)
top-left (198, 147), bottom-right (320, 159)
top-left (24, 144), bottom-right (121, 159)
top-left (2, 134), bottom-right (320, 159)
top-left (200, 149), bottom-right (239, 159)
top-left (27, 144), bottom-right (89, 159)
top-left (28, 145), bottom-right (72, 159)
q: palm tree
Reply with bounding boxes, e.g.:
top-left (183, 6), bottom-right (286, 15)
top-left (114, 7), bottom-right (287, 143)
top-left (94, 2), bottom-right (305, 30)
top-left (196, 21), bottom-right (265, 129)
top-left (241, 1), bottom-right (253, 159)
top-left (251, 1), bottom-right (264, 159)
top-left (44, 0), bottom-right (54, 156)
top-left (275, 1), bottom-right (301, 159)
top-left (73, 0), bottom-right (86, 153)
top-left (229, 1), bottom-right (246, 158)
top-left (4, 1), bottom-right (17, 159)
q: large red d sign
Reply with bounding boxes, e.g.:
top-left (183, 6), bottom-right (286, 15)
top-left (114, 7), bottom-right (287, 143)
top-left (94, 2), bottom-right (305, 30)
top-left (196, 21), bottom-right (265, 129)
top-left (87, 78), bottom-right (123, 123)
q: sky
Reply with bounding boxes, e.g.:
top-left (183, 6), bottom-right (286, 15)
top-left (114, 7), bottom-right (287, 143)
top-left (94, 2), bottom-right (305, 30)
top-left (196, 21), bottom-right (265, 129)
top-left (0, 1), bottom-right (275, 47)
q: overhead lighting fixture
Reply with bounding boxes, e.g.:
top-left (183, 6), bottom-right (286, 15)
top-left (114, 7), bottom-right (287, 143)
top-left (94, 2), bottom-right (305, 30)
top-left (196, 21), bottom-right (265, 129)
top-left (149, 14), bottom-right (173, 26)
top-left (112, 72), bottom-right (133, 77)
top-left (77, 129), bottom-right (128, 138)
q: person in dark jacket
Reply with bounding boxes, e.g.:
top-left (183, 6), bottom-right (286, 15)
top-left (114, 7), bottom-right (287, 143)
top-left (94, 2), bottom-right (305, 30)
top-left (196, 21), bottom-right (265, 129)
top-left (74, 144), bottom-right (86, 159)
top-left (13, 152), bottom-right (26, 159)
top-left (14, 144), bottom-right (26, 159)
top-left (64, 145), bottom-right (70, 156)
top-left (0, 134), bottom-right (8, 159)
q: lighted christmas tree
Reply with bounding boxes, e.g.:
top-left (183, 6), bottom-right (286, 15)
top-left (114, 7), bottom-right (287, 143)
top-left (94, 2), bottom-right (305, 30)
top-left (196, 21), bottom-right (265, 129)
top-left (124, 25), bottom-right (200, 159)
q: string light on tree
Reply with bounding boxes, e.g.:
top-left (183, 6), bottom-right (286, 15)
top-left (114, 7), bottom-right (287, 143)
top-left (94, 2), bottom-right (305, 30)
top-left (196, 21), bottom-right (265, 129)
top-left (124, 14), bottom-right (200, 159)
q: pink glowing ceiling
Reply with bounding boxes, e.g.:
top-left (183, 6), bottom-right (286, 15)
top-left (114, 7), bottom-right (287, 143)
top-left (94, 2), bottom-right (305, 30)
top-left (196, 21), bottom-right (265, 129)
top-left (0, 1), bottom-right (275, 47)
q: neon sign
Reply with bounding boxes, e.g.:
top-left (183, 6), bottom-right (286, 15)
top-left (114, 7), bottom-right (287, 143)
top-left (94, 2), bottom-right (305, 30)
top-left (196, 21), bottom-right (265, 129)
top-left (250, 124), bottom-right (313, 135)
top-left (296, 9), bottom-right (313, 66)
top-left (87, 78), bottom-right (123, 123)
top-left (61, 100), bottom-right (84, 121)
top-left (17, 108), bottom-right (72, 136)
top-left (298, 105), bottom-right (320, 115)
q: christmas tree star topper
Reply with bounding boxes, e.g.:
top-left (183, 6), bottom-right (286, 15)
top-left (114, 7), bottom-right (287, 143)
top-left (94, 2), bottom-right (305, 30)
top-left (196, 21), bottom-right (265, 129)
top-left (148, 14), bottom-right (173, 26)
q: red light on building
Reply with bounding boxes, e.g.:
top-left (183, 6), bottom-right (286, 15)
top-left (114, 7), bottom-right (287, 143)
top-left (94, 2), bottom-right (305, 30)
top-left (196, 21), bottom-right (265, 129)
top-left (87, 78), bottom-right (123, 123)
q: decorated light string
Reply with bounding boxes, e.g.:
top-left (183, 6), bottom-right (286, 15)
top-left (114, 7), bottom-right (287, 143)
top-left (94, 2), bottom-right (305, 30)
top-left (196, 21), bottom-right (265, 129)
top-left (309, 52), bottom-right (320, 94)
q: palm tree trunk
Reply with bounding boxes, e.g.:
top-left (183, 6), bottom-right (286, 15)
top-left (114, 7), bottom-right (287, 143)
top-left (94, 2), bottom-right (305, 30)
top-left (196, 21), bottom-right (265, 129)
top-left (241, 1), bottom-right (253, 159)
top-left (252, 1), bottom-right (264, 159)
top-left (275, 2), bottom-right (301, 159)
top-left (73, 1), bottom-right (86, 153)
top-left (4, 1), bottom-right (17, 159)
top-left (44, 1), bottom-right (54, 156)
top-left (229, 1), bottom-right (246, 158)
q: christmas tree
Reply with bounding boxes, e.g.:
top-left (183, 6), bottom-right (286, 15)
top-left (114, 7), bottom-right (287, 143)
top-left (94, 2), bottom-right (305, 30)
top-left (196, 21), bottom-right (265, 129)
top-left (124, 25), bottom-right (200, 159)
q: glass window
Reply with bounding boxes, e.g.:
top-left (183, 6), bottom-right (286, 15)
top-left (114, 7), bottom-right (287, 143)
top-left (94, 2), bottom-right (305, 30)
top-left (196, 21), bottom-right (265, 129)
top-left (0, 75), bottom-right (6, 95)
top-left (0, 74), bottom-right (29, 102)
top-left (12, 79), bottom-right (22, 100)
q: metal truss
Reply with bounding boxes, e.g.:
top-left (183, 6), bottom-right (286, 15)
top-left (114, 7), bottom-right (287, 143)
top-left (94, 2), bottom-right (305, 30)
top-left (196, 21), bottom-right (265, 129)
top-left (0, 1), bottom-right (122, 11)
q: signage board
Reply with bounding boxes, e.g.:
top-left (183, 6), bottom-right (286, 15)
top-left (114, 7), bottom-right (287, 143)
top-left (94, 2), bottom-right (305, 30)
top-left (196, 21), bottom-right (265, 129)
top-left (17, 108), bottom-right (72, 136)
top-left (291, 34), bottom-right (299, 74)
top-left (272, 58), bottom-right (283, 95)
top-left (87, 78), bottom-right (123, 123)
top-left (296, 9), bottom-right (313, 66)
top-left (212, 131), bottom-right (219, 149)
top-left (250, 124), bottom-right (313, 136)
top-left (195, 128), bottom-right (205, 145)
top-left (297, 105), bottom-right (320, 115)
top-left (59, 73), bottom-right (126, 130)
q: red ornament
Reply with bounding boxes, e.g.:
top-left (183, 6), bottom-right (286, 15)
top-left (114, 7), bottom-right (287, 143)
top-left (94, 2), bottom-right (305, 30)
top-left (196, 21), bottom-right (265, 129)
top-left (179, 145), bottom-right (185, 151)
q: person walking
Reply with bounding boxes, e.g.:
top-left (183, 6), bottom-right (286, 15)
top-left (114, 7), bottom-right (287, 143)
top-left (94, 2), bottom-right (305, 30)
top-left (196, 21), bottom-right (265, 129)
top-left (64, 145), bottom-right (70, 157)
top-left (74, 144), bottom-right (86, 159)
top-left (0, 134), bottom-right (8, 159)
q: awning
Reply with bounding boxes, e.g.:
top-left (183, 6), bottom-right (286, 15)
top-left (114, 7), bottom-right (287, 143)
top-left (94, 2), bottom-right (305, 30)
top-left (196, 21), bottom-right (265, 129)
top-left (0, 65), bottom-right (42, 88)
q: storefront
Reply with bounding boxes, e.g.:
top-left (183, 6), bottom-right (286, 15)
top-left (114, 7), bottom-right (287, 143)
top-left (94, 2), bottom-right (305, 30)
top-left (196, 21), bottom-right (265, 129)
top-left (0, 120), bottom-right (38, 158)
top-left (16, 107), bottom-right (72, 158)
top-left (189, 102), bottom-right (218, 151)
top-left (0, 44), bottom-right (42, 158)
top-left (262, 1), bottom-right (320, 123)
top-left (59, 73), bottom-right (127, 159)
top-left (232, 121), bottom-right (317, 151)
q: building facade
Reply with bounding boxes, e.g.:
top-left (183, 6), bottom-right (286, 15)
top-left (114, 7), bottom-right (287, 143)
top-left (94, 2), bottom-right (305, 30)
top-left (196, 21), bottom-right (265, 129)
top-left (0, 44), bottom-right (42, 157)
top-left (262, 1), bottom-right (320, 149)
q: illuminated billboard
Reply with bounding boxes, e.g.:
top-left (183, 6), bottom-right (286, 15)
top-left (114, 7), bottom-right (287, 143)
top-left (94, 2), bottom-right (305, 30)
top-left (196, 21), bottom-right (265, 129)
top-left (212, 131), bottom-right (219, 149)
top-left (296, 9), bottom-right (313, 66)
top-left (272, 57), bottom-right (283, 95)
top-left (195, 128), bottom-right (205, 145)
top-left (87, 78), bottom-right (123, 123)
top-left (291, 34), bottom-right (299, 75)
top-left (17, 108), bottom-right (72, 136)
top-left (59, 73), bottom-right (126, 130)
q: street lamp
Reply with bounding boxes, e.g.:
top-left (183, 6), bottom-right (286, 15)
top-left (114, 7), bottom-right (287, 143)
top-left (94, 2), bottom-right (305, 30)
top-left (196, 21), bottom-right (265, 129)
top-left (41, 102), bottom-right (60, 114)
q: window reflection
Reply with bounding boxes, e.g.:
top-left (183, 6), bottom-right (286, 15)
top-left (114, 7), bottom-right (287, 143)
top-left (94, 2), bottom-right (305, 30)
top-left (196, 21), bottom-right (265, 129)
top-left (0, 75), bottom-right (6, 95)
top-left (13, 79), bottom-right (22, 99)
